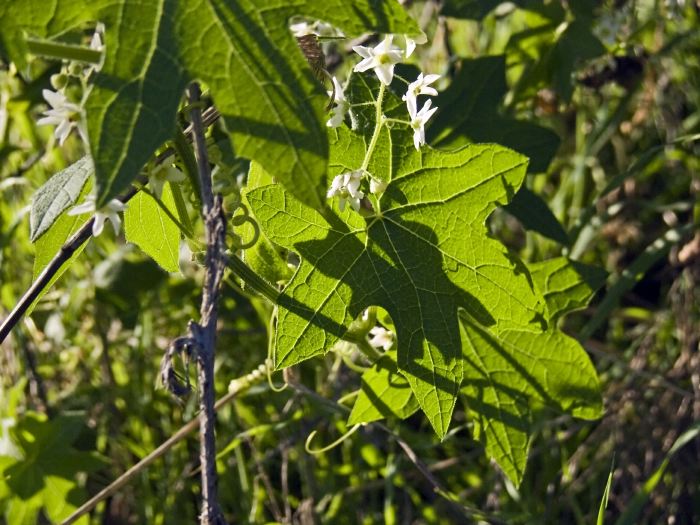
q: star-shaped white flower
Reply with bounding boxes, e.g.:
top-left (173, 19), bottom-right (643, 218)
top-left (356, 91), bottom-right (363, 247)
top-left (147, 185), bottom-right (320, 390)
top-left (327, 170), bottom-right (364, 212)
top-left (368, 326), bottom-right (394, 351)
top-left (327, 76), bottom-right (349, 128)
top-left (86, 22), bottom-right (106, 74)
top-left (352, 35), bottom-right (404, 85)
top-left (148, 163), bottom-right (185, 199)
top-left (409, 99), bottom-right (438, 151)
top-left (68, 194), bottom-right (127, 237)
top-left (402, 72), bottom-right (440, 116)
top-left (37, 89), bottom-right (87, 146)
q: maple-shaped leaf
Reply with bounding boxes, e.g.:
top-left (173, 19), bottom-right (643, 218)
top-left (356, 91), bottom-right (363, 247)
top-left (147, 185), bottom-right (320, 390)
top-left (247, 133), bottom-right (546, 437)
top-left (458, 256), bottom-right (604, 485)
top-left (0, 0), bottom-right (418, 208)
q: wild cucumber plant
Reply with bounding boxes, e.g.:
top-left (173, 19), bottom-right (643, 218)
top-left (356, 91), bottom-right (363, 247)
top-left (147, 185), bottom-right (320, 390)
top-left (0, 2), bottom-right (606, 522)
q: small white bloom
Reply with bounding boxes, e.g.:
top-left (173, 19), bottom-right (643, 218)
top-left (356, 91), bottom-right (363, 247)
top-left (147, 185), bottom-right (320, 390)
top-left (352, 35), bottom-right (404, 85)
top-left (83, 22), bottom-right (106, 76)
top-left (327, 170), bottom-right (364, 212)
top-left (148, 163), bottom-right (185, 199)
top-left (369, 178), bottom-right (387, 195)
top-left (90, 23), bottom-right (105, 51)
top-left (327, 76), bottom-right (349, 128)
top-left (290, 21), bottom-right (314, 37)
top-left (68, 194), bottom-right (127, 237)
top-left (402, 72), bottom-right (440, 116)
top-left (37, 89), bottom-right (87, 146)
top-left (290, 20), bottom-right (344, 38)
top-left (409, 99), bottom-right (438, 150)
top-left (368, 326), bottom-right (394, 351)
top-left (404, 36), bottom-right (416, 58)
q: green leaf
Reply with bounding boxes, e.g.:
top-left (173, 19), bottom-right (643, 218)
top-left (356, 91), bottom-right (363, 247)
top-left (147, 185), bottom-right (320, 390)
top-left (2, 413), bottom-right (105, 525)
top-left (550, 20), bottom-right (606, 101)
top-left (529, 257), bottom-right (607, 320)
top-left (428, 56), bottom-right (560, 174)
top-left (348, 351), bottom-right (419, 425)
top-left (29, 156), bottom-right (92, 242)
top-left (30, 179), bottom-right (92, 314)
top-left (0, 0), bottom-right (419, 209)
top-left (504, 187), bottom-right (569, 245)
top-left (124, 185), bottom-right (181, 273)
top-left (240, 162), bottom-right (292, 288)
top-left (460, 314), bottom-right (603, 485)
top-left (248, 138), bottom-right (544, 437)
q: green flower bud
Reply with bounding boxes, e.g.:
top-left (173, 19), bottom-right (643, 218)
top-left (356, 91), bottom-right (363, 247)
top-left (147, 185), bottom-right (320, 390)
top-left (68, 62), bottom-right (84, 77)
top-left (50, 73), bottom-right (69, 90)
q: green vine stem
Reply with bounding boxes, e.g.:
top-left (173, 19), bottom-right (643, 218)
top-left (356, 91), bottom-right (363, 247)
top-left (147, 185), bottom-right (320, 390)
top-left (360, 82), bottom-right (386, 174)
top-left (226, 254), bottom-right (280, 304)
top-left (26, 37), bottom-right (102, 64)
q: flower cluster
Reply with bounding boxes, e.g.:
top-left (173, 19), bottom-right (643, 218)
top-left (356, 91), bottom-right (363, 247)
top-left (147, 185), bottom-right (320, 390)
top-left (327, 170), bottom-right (364, 212)
top-left (403, 73), bottom-right (440, 150)
top-left (325, 33), bottom-right (440, 210)
top-left (37, 23), bottom-right (105, 146)
top-left (368, 325), bottom-right (394, 351)
top-left (37, 89), bottom-right (88, 146)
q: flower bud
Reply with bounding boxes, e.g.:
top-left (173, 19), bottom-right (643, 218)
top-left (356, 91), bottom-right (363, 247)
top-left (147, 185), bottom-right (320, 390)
top-left (50, 73), bottom-right (69, 90)
top-left (68, 62), bottom-right (84, 77)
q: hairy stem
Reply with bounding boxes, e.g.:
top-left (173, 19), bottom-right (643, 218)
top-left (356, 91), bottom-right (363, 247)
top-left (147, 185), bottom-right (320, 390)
top-left (0, 109), bottom-right (220, 344)
top-left (188, 82), bottom-right (227, 525)
top-left (360, 82), bottom-right (386, 174)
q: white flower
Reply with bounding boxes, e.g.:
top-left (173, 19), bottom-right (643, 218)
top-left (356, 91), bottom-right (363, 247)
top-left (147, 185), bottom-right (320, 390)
top-left (352, 35), bottom-right (404, 85)
top-left (86, 22), bottom-right (106, 74)
top-left (368, 326), bottom-right (394, 351)
top-left (327, 170), bottom-right (364, 212)
top-left (148, 163), bottom-right (185, 199)
top-left (409, 99), bottom-right (438, 150)
top-left (404, 36), bottom-right (416, 58)
top-left (402, 73), bottom-right (440, 116)
top-left (369, 178), bottom-right (387, 195)
top-left (290, 20), bottom-right (344, 38)
top-left (68, 194), bottom-right (127, 237)
top-left (37, 89), bottom-right (87, 146)
top-left (90, 23), bottom-right (105, 51)
top-left (327, 76), bottom-right (349, 128)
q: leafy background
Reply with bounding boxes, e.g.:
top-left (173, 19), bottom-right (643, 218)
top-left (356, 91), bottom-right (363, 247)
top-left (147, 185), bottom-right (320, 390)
top-left (1, 0), bottom-right (700, 523)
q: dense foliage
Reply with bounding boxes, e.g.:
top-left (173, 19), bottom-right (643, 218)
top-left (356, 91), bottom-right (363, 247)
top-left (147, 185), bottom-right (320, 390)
top-left (1, 1), bottom-right (699, 524)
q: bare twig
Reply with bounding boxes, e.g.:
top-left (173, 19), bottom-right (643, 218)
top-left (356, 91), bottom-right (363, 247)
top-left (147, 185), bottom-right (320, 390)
top-left (187, 82), bottom-right (227, 525)
top-left (0, 108), bottom-right (220, 344)
top-left (61, 384), bottom-right (245, 525)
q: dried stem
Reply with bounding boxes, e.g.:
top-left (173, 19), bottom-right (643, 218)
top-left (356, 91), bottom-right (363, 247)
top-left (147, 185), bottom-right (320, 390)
top-left (187, 82), bottom-right (227, 525)
top-left (0, 108), bottom-right (220, 344)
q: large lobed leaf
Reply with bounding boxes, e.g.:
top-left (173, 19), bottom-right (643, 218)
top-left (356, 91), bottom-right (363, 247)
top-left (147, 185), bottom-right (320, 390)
top-left (248, 136), bottom-right (545, 438)
top-left (0, 0), bottom-right (419, 209)
top-left (247, 74), bottom-right (602, 483)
